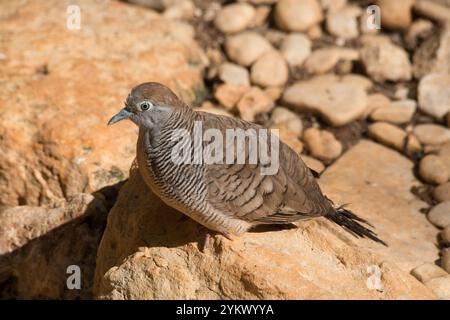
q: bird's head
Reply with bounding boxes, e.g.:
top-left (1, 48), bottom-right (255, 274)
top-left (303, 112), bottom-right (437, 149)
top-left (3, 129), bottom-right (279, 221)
top-left (108, 82), bottom-right (184, 128)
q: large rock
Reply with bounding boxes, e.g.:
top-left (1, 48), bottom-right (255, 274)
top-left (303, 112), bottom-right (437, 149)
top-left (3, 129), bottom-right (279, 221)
top-left (0, 0), bottom-right (205, 206)
top-left (0, 187), bottom-right (119, 299)
top-left (319, 140), bottom-right (439, 272)
top-left (93, 143), bottom-right (436, 299)
top-left (282, 74), bottom-right (368, 126)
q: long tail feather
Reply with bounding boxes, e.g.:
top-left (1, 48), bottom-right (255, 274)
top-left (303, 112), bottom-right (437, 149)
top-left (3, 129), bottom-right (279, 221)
top-left (325, 206), bottom-right (387, 246)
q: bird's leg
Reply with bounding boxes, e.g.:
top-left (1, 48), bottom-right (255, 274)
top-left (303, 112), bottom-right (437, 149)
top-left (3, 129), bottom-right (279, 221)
top-left (199, 228), bottom-right (233, 253)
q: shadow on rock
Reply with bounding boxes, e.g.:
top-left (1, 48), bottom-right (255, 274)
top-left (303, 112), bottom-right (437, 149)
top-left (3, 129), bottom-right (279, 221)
top-left (0, 181), bottom-right (124, 299)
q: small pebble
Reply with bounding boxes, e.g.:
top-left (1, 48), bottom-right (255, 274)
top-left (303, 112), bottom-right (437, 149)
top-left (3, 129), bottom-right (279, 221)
top-left (368, 122), bottom-right (421, 153)
top-left (225, 32), bottom-right (273, 66)
top-left (419, 155), bottom-right (450, 185)
top-left (428, 201), bottom-right (450, 228)
top-left (370, 100), bottom-right (416, 124)
top-left (236, 87), bottom-right (274, 122)
top-left (326, 5), bottom-right (360, 39)
top-left (301, 155), bottom-right (325, 174)
top-left (413, 124), bottom-right (450, 146)
top-left (303, 128), bottom-right (343, 162)
top-left (280, 33), bottom-right (312, 67)
top-left (218, 62), bottom-right (250, 86)
top-left (250, 51), bottom-right (289, 87)
top-left (270, 107), bottom-right (303, 137)
top-left (274, 0), bottom-right (323, 32)
top-left (214, 3), bottom-right (256, 33)
top-left (214, 84), bottom-right (249, 110)
top-left (433, 182), bottom-right (450, 203)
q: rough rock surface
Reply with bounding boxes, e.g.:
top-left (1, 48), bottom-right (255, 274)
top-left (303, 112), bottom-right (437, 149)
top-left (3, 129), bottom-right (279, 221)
top-left (0, 0), bottom-right (205, 207)
top-left (0, 190), bottom-right (118, 299)
top-left (93, 141), bottom-right (437, 299)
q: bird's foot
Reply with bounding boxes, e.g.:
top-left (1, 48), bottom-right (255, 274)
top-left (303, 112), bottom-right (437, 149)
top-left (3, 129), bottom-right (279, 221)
top-left (199, 229), bottom-right (232, 253)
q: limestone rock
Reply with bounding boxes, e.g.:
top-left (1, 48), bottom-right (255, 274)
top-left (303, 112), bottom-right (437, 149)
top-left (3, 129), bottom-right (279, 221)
top-left (413, 24), bottom-right (450, 78)
top-left (361, 40), bottom-right (412, 82)
top-left (274, 0), bottom-right (323, 32)
top-left (303, 128), bottom-right (343, 162)
top-left (304, 47), bottom-right (359, 75)
top-left (370, 100), bottom-right (416, 124)
top-left (414, 124), bottom-right (450, 145)
top-left (218, 62), bottom-right (250, 86)
top-left (280, 33), bottom-right (312, 67)
top-left (236, 87), bottom-right (274, 122)
top-left (94, 163), bottom-right (435, 299)
top-left (250, 51), bottom-right (289, 87)
top-left (225, 32), bottom-right (274, 66)
top-left (326, 6), bottom-right (361, 39)
top-left (214, 3), bottom-right (256, 33)
top-left (214, 84), bottom-right (249, 110)
top-left (0, 191), bottom-right (115, 298)
top-left (319, 140), bottom-right (439, 273)
top-left (368, 122), bottom-right (421, 153)
top-left (419, 155), bottom-right (450, 185)
top-left (377, 0), bottom-right (415, 30)
top-left (434, 182), bottom-right (450, 202)
top-left (418, 74), bottom-right (450, 120)
top-left (428, 201), bottom-right (450, 228)
top-left (0, 0), bottom-right (205, 206)
top-left (282, 74), bottom-right (368, 126)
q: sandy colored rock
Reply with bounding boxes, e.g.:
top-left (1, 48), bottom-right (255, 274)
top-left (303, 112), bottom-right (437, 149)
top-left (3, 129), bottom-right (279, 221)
top-left (250, 51), bottom-right (289, 87)
top-left (340, 74), bottom-right (373, 91)
top-left (434, 182), bottom-right (450, 202)
top-left (0, 191), bottom-right (114, 298)
top-left (163, 0), bottom-right (195, 19)
top-left (364, 93), bottom-right (391, 117)
top-left (236, 87), bottom-right (274, 122)
top-left (269, 107), bottom-right (303, 137)
top-left (303, 128), bottom-right (343, 162)
top-left (301, 155), bottom-right (325, 174)
top-left (326, 5), bottom-right (361, 39)
top-left (280, 33), bottom-right (312, 67)
top-left (368, 122), bottom-right (421, 153)
top-left (419, 155), bottom-right (450, 185)
top-left (225, 31), bottom-right (273, 66)
top-left (377, 0), bottom-right (415, 30)
top-left (214, 84), bottom-right (249, 110)
top-left (418, 73), bottom-right (450, 120)
top-left (428, 201), bottom-right (450, 228)
top-left (282, 74), bottom-right (368, 126)
top-left (214, 3), bottom-right (255, 33)
top-left (424, 276), bottom-right (450, 299)
top-left (405, 19), bottom-right (434, 49)
top-left (361, 40), bottom-right (412, 82)
top-left (411, 263), bottom-right (448, 283)
top-left (414, 0), bottom-right (450, 22)
top-left (264, 86), bottom-right (283, 101)
top-left (414, 24), bottom-right (450, 78)
top-left (274, 0), bottom-right (323, 32)
top-left (319, 140), bottom-right (439, 273)
top-left (218, 62), bottom-right (250, 86)
top-left (94, 164), bottom-right (435, 299)
top-left (0, 0), bottom-right (205, 206)
top-left (414, 124), bottom-right (450, 145)
top-left (251, 5), bottom-right (271, 27)
top-left (370, 100), bottom-right (416, 124)
top-left (304, 47), bottom-right (359, 74)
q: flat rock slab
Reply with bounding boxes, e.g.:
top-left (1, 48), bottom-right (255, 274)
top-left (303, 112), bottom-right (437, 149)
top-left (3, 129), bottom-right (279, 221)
top-left (94, 148), bottom-right (436, 299)
top-left (319, 140), bottom-right (439, 272)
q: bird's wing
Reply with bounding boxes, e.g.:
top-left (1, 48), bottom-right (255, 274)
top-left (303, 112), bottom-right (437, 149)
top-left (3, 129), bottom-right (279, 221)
top-left (196, 112), bottom-right (332, 224)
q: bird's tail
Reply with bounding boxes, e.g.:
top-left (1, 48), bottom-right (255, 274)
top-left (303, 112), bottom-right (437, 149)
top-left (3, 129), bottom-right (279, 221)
top-left (325, 205), bottom-right (387, 246)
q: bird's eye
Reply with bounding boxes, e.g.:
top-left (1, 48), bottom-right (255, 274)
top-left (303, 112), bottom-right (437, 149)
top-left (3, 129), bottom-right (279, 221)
top-left (140, 101), bottom-right (151, 111)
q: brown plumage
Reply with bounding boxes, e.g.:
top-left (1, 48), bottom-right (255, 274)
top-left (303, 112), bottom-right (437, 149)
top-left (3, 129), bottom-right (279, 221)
top-left (108, 82), bottom-right (386, 246)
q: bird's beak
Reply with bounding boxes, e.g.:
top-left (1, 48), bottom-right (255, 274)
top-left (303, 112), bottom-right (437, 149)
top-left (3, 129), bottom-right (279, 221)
top-left (108, 108), bottom-right (132, 125)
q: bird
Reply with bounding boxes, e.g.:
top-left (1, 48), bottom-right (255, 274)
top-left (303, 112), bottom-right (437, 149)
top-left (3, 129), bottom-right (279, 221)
top-left (108, 82), bottom-right (386, 246)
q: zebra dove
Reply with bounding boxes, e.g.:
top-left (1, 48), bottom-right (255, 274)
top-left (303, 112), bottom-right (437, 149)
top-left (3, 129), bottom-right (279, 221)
top-left (108, 82), bottom-right (386, 245)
